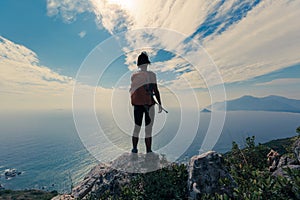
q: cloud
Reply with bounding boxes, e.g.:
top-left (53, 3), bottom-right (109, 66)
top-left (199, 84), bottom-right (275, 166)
top-left (90, 0), bottom-right (133, 33)
top-left (0, 36), bottom-right (111, 111)
top-left (0, 36), bottom-right (73, 110)
top-left (255, 78), bottom-right (300, 86)
top-left (204, 0), bottom-right (300, 84)
top-left (78, 30), bottom-right (87, 38)
top-left (0, 36), bottom-right (39, 65)
top-left (0, 36), bottom-right (187, 111)
top-left (46, 0), bottom-right (300, 90)
top-left (47, 0), bottom-right (93, 23)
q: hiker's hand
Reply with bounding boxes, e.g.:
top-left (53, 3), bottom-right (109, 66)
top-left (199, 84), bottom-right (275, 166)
top-left (158, 105), bottom-right (162, 113)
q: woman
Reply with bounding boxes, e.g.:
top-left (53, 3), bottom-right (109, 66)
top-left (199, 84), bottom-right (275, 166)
top-left (130, 52), bottom-right (162, 153)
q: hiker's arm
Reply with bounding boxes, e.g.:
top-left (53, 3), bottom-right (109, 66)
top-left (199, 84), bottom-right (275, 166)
top-left (153, 83), bottom-right (161, 105)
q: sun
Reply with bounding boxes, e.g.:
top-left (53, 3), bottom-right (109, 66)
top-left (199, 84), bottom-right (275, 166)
top-left (106, 0), bottom-right (136, 11)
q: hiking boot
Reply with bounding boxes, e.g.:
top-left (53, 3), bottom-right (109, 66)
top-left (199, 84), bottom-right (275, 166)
top-left (131, 148), bottom-right (138, 153)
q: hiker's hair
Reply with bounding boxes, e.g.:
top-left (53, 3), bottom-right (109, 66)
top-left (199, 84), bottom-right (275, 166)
top-left (137, 52), bottom-right (150, 66)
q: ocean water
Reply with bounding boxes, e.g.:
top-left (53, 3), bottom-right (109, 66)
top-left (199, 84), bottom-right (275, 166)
top-left (0, 110), bottom-right (299, 192)
top-left (0, 111), bottom-right (97, 193)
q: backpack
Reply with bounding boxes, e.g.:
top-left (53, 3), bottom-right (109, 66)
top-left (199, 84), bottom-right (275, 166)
top-left (130, 71), bottom-right (155, 106)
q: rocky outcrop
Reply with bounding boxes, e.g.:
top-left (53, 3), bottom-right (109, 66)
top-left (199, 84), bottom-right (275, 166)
top-left (270, 138), bottom-right (300, 178)
top-left (52, 151), bottom-right (236, 200)
top-left (294, 138), bottom-right (300, 163)
top-left (67, 152), bottom-right (168, 199)
top-left (72, 163), bottom-right (114, 199)
top-left (52, 194), bottom-right (74, 200)
top-left (188, 151), bottom-right (236, 199)
top-left (4, 168), bottom-right (22, 179)
top-left (272, 164), bottom-right (300, 177)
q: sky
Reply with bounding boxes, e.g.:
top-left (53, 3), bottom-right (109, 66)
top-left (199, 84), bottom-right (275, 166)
top-left (1, 0), bottom-right (300, 111)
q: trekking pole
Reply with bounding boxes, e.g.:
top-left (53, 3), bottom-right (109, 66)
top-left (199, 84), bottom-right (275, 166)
top-left (152, 95), bottom-right (168, 113)
top-left (160, 105), bottom-right (168, 114)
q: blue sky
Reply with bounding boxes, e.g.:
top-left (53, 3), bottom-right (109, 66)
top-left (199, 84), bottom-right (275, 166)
top-left (0, 0), bottom-right (110, 77)
top-left (1, 0), bottom-right (300, 111)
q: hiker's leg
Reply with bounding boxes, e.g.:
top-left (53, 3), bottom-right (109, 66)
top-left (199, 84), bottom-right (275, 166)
top-left (145, 137), bottom-right (152, 153)
top-left (145, 105), bottom-right (155, 152)
top-left (145, 105), bottom-right (155, 136)
top-left (132, 124), bottom-right (141, 147)
top-left (132, 136), bottom-right (139, 150)
top-left (133, 106), bottom-right (143, 150)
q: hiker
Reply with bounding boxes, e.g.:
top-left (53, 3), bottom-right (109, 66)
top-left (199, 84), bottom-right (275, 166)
top-left (130, 51), bottom-right (163, 153)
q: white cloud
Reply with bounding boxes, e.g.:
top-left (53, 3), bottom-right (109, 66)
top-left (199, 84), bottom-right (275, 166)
top-left (204, 0), bottom-right (300, 84)
top-left (255, 78), bottom-right (300, 86)
top-left (78, 30), bottom-right (87, 38)
top-left (0, 36), bottom-right (111, 111)
top-left (0, 36), bottom-right (39, 65)
top-left (0, 36), bottom-right (73, 110)
top-left (47, 0), bottom-right (93, 23)
top-left (46, 0), bottom-right (300, 90)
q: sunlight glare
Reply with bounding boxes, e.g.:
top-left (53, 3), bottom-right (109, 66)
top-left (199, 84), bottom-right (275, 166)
top-left (107, 0), bottom-right (136, 11)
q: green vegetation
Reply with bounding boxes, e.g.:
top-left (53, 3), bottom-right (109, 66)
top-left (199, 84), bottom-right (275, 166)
top-left (218, 136), bottom-right (300, 200)
top-left (0, 189), bottom-right (58, 200)
top-left (297, 126), bottom-right (300, 136)
top-left (263, 136), bottom-right (299, 155)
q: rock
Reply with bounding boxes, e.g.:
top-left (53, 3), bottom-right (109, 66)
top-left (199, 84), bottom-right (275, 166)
top-left (51, 194), bottom-right (74, 200)
top-left (111, 152), bottom-right (167, 173)
top-left (272, 139), bottom-right (300, 178)
top-left (277, 155), bottom-right (298, 168)
top-left (54, 151), bottom-right (235, 199)
top-left (71, 163), bottom-right (112, 199)
top-left (4, 168), bottom-right (22, 179)
top-left (293, 138), bottom-right (300, 163)
top-left (188, 151), bottom-right (236, 199)
top-left (70, 152), bottom-right (169, 199)
top-left (272, 165), bottom-right (300, 178)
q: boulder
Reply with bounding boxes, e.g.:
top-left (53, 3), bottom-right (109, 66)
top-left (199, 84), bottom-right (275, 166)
top-left (51, 194), bottom-right (74, 200)
top-left (4, 168), bottom-right (22, 179)
top-left (188, 151), bottom-right (236, 199)
top-left (272, 165), bottom-right (300, 178)
top-left (293, 138), bottom-right (300, 163)
top-left (69, 152), bottom-right (168, 199)
top-left (271, 139), bottom-right (300, 178)
top-left (54, 151), bottom-right (235, 199)
top-left (71, 163), bottom-right (117, 199)
top-left (277, 155), bottom-right (298, 168)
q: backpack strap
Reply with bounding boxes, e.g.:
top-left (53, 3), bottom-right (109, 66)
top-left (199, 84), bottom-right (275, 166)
top-left (143, 71), bottom-right (154, 97)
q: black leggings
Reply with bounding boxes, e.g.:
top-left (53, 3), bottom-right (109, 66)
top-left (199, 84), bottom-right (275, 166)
top-left (134, 105), bottom-right (154, 126)
top-left (133, 105), bottom-right (155, 138)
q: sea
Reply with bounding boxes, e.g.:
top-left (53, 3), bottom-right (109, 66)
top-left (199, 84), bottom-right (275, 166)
top-left (0, 109), bottom-right (299, 192)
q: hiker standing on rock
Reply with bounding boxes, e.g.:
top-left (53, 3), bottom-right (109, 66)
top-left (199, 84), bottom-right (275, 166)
top-left (130, 52), bottom-right (163, 153)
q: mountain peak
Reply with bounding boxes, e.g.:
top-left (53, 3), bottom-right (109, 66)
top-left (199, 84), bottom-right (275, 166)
top-left (201, 108), bottom-right (211, 113)
top-left (209, 95), bottom-right (300, 113)
top-left (239, 95), bottom-right (257, 99)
